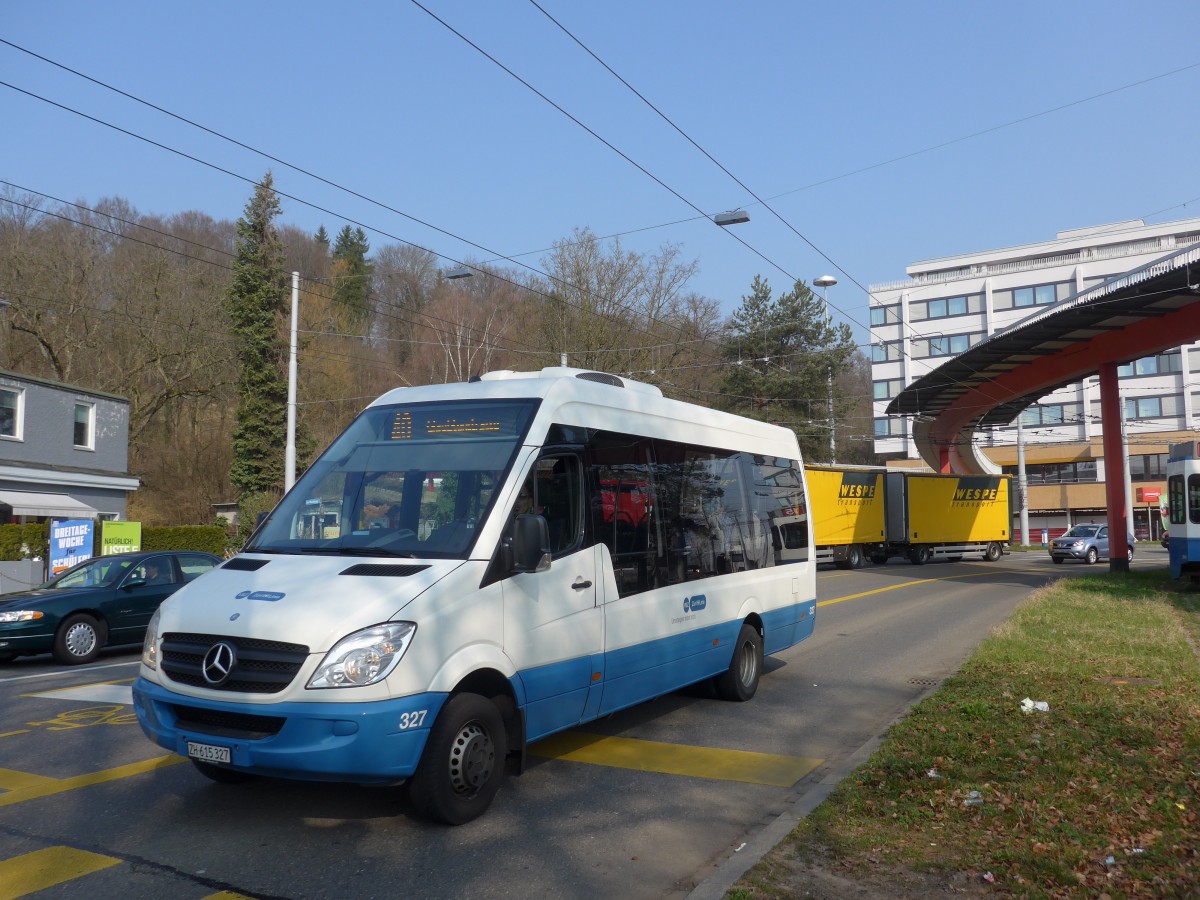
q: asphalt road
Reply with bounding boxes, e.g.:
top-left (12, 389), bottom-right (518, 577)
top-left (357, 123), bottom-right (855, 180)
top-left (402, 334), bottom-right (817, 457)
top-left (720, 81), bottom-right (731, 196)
top-left (0, 547), bottom-right (1166, 899)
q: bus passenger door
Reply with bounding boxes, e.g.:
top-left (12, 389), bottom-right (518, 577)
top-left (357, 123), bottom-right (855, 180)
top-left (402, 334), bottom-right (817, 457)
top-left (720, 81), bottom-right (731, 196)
top-left (502, 454), bottom-right (604, 742)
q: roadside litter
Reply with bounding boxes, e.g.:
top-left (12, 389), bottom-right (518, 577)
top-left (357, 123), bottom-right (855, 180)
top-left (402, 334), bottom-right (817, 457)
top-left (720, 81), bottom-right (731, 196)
top-left (1020, 697), bottom-right (1050, 714)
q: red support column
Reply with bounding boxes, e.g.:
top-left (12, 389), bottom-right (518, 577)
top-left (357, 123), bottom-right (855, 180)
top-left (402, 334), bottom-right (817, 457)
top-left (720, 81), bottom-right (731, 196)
top-left (1099, 362), bottom-right (1130, 573)
top-left (939, 444), bottom-right (951, 474)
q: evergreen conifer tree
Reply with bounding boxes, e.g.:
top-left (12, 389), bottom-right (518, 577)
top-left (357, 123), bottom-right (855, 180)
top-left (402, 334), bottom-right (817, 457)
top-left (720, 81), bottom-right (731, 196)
top-left (227, 173), bottom-right (288, 498)
top-left (331, 225), bottom-right (373, 319)
top-left (719, 276), bottom-right (856, 462)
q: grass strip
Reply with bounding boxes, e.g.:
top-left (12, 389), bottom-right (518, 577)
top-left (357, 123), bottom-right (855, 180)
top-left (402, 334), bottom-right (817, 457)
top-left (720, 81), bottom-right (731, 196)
top-left (734, 570), bottom-right (1200, 898)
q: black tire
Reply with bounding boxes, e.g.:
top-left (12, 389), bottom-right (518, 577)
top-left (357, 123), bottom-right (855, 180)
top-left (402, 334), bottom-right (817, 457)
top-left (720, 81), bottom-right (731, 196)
top-left (846, 545), bottom-right (863, 569)
top-left (409, 693), bottom-right (507, 825)
top-left (909, 546), bottom-right (930, 566)
top-left (1085, 547), bottom-right (1098, 564)
top-left (191, 759), bottom-right (257, 784)
top-left (52, 613), bottom-right (104, 664)
top-left (714, 623), bottom-right (763, 702)
top-left (1052, 556), bottom-right (1064, 564)
top-left (870, 553), bottom-right (889, 566)
top-left (984, 542), bottom-right (1002, 562)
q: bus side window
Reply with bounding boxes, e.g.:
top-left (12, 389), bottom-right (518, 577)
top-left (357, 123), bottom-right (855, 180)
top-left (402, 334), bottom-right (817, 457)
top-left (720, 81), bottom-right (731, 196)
top-left (1168, 474), bottom-right (1185, 525)
top-left (1190, 474), bottom-right (1200, 525)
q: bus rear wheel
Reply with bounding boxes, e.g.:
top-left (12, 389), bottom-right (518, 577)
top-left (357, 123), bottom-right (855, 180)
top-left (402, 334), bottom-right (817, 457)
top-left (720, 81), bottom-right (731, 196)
top-left (714, 623), bottom-right (763, 702)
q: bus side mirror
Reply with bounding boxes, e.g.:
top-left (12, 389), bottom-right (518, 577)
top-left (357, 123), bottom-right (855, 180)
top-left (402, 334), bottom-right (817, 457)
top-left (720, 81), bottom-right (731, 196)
top-left (509, 514), bottom-right (551, 574)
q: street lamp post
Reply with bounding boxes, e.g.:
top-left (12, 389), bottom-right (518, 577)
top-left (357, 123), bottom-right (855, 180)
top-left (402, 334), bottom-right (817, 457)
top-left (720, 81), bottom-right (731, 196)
top-left (814, 275), bottom-right (838, 463)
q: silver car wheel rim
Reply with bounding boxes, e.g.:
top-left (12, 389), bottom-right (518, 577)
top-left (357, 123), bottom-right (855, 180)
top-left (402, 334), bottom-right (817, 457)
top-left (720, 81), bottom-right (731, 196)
top-left (65, 622), bottom-right (97, 657)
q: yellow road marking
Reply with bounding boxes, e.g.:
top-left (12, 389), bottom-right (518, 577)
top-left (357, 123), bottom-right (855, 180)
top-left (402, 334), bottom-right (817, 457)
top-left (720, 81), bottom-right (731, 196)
top-left (0, 755), bottom-right (186, 808)
top-left (818, 567), bottom-right (1049, 608)
top-left (0, 730), bottom-right (31, 739)
top-left (531, 732), bottom-right (821, 787)
top-left (22, 677), bottom-right (135, 696)
top-left (0, 846), bottom-right (121, 900)
top-left (204, 893), bottom-right (255, 900)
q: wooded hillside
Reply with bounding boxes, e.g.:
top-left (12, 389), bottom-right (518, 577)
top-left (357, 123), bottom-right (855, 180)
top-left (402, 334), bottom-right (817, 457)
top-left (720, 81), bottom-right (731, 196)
top-left (0, 181), bottom-right (875, 525)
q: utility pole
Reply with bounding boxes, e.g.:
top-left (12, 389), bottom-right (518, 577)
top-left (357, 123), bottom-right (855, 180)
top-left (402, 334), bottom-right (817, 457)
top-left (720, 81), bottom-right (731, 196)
top-left (285, 272), bottom-right (298, 492)
top-left (814, 275), bottom-right (838, 463)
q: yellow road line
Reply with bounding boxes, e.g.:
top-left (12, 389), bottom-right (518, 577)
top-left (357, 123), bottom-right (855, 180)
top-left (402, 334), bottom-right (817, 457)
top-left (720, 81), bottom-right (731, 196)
top-left (0, 846), bottom-right (121, 900)
top-left (204, 893), bottom-right (255, 900)
top-left (0, 730), bottom-right (31, 739)
top-left (531, 732), bottom-right (821, 787)
top-left (0, 755), bottom-right (186, 808)
top-left (22, 677), bottom-right (136, 697)
top-left (818, 567), bottom-right (1049, 608)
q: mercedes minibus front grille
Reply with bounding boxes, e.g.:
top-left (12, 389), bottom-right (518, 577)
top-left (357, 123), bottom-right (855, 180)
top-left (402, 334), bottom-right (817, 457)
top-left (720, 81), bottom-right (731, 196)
top-left (170, 704), bottom-right (285, 739)
top-left (161, 633), bottom-right (309, 693)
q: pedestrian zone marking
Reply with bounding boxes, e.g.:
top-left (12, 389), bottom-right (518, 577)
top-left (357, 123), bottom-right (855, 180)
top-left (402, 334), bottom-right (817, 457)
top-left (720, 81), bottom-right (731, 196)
top-left (0, 845), bottom-right (254, 899)
top-left (531, 731), bottom-right (821, 787)
top-left (0, 846), bottom-right (119, 900)
top-left (0, 755), bottom-right (185, 808)
top-left (24, 681), bottom-right (133, 705)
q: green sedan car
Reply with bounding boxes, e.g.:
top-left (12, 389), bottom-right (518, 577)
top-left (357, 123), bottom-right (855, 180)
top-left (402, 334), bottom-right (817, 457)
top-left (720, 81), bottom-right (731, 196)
top-left (0, 550), bottom-right (221, 665)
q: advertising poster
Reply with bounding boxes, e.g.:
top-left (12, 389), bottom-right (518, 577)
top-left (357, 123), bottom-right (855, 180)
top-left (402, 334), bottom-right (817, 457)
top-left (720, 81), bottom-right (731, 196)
top-left (50, 519), bottom-right (94, 574)
top-left (101, 521), bottom-right (142, 556)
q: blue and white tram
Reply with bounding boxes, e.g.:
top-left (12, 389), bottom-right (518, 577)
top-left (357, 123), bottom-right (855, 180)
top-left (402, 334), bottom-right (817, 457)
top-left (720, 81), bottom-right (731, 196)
top-left (1165, 441), bottom-right (1200, 579)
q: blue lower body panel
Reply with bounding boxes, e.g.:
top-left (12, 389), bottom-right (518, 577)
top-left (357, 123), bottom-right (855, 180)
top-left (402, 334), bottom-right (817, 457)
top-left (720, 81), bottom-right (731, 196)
top-left (133, 677), bottom-right (447, 783)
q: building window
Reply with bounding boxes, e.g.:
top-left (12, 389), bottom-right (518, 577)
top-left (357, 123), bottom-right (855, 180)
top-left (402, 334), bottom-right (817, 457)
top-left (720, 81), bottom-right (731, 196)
top-left (1003, 461), bottom-right (1097, 484)
top-left (870, 306), bottom-right (900, 326)
top-left (874, 417), bottom-right (906, 438)
top-left (1129, 454), bottom-right (1166, 482)
top-left (1123, 396), bottom-right (1161, 422)
top-left (1012, 283), bottom-right (1059, 308)
top-left (74, 402), bottom-right (95, 449)
top-left (871, 341), bottom-right (902, 363)
top-left (913, 333), bottom-right (978, 359)
top-left (0, 388), bottom-right (22, 439)
top-left (873, 379), bottom-right (903, 400)
top-left (1118, 352), bottom-right (1181, 377)
top-left (1017, 404), bottom-right (1067, 427)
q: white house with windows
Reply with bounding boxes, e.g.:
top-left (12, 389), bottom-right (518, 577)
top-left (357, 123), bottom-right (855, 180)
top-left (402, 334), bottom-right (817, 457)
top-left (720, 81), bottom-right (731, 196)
top-left (869, 217), bottom-right (1200, 539)
top-left (0, 371), bottom-right (139, 522)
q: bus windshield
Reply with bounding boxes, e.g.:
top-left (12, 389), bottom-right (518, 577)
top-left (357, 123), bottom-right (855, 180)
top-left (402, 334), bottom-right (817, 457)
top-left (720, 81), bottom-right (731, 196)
top-left (247, 398), bottom-right (539, 559)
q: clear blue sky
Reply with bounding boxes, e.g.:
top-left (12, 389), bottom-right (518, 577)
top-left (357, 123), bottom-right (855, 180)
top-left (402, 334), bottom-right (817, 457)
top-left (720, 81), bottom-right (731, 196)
top-left (5, 1), bottom-right (1199, 348)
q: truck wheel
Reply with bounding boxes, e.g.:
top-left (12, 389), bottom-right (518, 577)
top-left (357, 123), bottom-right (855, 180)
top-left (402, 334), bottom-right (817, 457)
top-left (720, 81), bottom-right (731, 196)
top-left (409, 693), bottom-right (506, 825)
top-left (1085, 547), bottom-right (1098, 564)
top-left (909, 546), bottom-right (930, 565)
top-left (984, 542), bottom-right (1002, 562)
top-left (870, 553), bottom-right (889, 566)
top-left (845, 545), bottom-right (863, 569)
top-left (52, 613), bottom-right (105, 664)
top-left (714, 623), bottom-right (763, 702)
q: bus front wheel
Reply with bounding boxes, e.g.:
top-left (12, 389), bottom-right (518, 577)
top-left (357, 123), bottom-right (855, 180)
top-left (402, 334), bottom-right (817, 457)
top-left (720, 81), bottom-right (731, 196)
top-left (409, 693), bottom-right (507, 825)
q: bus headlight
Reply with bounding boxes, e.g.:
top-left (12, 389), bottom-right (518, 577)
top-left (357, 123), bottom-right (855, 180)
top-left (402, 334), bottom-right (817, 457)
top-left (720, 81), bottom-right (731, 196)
top-left (142, 607), bottom-right (161, 670)
top-left (308, 622), bottom-right (416, 689)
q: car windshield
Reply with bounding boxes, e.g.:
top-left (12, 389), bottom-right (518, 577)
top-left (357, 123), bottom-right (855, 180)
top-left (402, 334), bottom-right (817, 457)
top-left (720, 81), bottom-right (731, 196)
top-left (1063, 525), bottom-right (1100, 538)
top-left (246, 398), bottom-right (539, 559)
top-left (47, 556), bottom-right (137, 588)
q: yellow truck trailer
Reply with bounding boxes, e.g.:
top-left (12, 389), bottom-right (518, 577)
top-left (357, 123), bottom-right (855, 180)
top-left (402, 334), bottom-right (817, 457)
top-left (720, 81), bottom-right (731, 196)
top-left (807, 465), bottom-right (888, 568)
top-left (884, 471), bottom-right (1011, 564)
top-left (808, 466), bottom-right (1011, 566)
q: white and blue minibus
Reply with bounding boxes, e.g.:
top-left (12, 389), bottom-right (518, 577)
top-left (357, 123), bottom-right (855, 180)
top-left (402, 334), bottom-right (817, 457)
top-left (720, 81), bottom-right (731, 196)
top-left (133, 368), bottom-right (817, 823)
